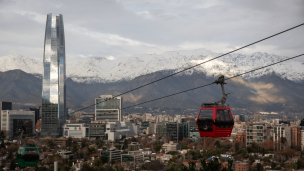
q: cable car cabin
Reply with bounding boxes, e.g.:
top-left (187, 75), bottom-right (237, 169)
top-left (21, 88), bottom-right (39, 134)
top-left (196, 75), bottom-right (234, 138)
top-left (197, 104), bottom-right (234, 138)
top-left (17, 146), bottom-right (39, 168)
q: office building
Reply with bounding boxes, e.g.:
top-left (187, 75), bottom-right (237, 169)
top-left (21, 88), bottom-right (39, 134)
top-left (41, 13), bottom-right (66, 137)
top-left (141, 122), bottom-right (149, 129)
top-left (128, 142), bottom-right (143, 151)
top-left (300, 119), bottom-right (304, 130)
top-left (95, 95), bottom-right (122, 122)
top-left (183, 120), bottom-right (200, 141)
top-left (291, 126), bottom-right (301, 150)
top-left (29, 107), bottom-right (40, 124)
top-left (0, 110), bottom-right (35, 138)
top-left (273, 123), bottom-right (291, 150)
top-left (63, 123), bottom-right (89, 138)
top-left (254, 114), bottom-right (260, 122)
top-left (239, 114), bottom-right (245, 122)
top-left (246, 123), bottom-right (267, 147)
top-left (105, 121), bottom-right (139, 141)
top-left (100, 148), bottom-right (121, 162)
top-left (156, 122), bottom-right (184, 142)
top-left (0, 102), bottom-right (12, 110)
top-left (88, 121), bottom-right (106, 139)
top-left (121, 153), bottom-right (143, 164)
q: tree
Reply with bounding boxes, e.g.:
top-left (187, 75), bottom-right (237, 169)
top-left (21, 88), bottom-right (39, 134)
top-left (7, 144), bottom-right (18, 153)
top-left (180, 138), bottom-right (192, 146)
top-left (200, 158), bottom-right (221, 171)
top-left (188, 143), bottom-right (195, 149)
top-left (0, 148), bottom-right (7, 155)
top-left (281, 147), bottom-right (295, 161)
top-left (228, 158), bottom-right (233, 171)
top-left (66, 137), bottom-right (73, 147)
top-left (215, 140), bottom-right (221, 148)
top-left (188, 161), bottom-right (196, 171)
top-left (100, 155), bottom-right (109, 164)
top-left (234, 141), bottom-right (239, 153)
top-left (89, 147), bottom-right (97, 154)
top-left (271, 162), bottom-right (276, 170)
top-left (0, 139), bottom-right (5, 149)
top-left (166, 163), bottom-right (179, 171)
top-left (81, 138), bottom-right (88, 148)
top-left (9, 159), bottom-right (16, 170)
top-left (154, 142), bottom-right (162, 152)
top-left (94, 158), bottom-right (103, 167)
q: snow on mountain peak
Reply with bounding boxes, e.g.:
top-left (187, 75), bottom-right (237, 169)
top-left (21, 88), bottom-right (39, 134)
top-left (1, 49), bottom-right (303, 83)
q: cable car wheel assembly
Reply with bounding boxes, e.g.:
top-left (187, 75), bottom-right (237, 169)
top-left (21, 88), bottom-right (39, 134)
top-left (196, 75), bottom-right (234, 138)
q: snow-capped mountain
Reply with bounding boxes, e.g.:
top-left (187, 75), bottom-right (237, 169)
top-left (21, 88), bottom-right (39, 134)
top-left (1, 49), bottom-right (303, 83)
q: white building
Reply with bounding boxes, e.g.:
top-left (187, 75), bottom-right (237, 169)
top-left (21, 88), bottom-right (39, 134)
top-left (273, 123), bottom-right (291, 150)
top-left (95, 95), bottom-right (122, 122)
top-left (162, 141), bottom-right (181, 152)
top-left (0, 110), bottom-right (35, 138)
top-left (105, 121), bottom-right (140, 141)
top-left (146, 122), bottom-right (156, 135)
top-left (234, 115), bottom-right (239, 121)
top-left (63, 123), bottom-right (89, 138)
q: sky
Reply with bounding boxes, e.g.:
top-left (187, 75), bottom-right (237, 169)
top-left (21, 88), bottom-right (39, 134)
top-left (0, 0), bottom-right (304, 62)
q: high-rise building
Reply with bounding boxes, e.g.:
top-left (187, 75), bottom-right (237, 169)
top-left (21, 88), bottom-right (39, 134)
top-left (0, 101), bottom-right (12, 110)
top-left (95, 95), bottom-right (122, 122)
top-left (29, 107), bottom-right (40, 125)
top-left (246, 122), bottom-right (267, 147)
top-left (254, 114), bottom-right (260, 122)
top-left (291, 126), bottom-right (301, 150)
top-left (156, 122), bottom-right (184, 142)
top-left (273, 123), bottom-right (291, 150)
top-left (301, 119), bottom-right (304, 130)
top-left (239, 114), bottom-right (245, 122)
top-left (41, 13), bottom-right (66, 137)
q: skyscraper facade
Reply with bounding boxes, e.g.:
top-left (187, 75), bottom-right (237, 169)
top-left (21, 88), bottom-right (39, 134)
top-left (41, 13), bottom-right (66, 137)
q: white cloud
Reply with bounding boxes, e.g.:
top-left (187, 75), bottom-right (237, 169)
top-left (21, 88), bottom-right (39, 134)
top-left (0, 0), bottom-right (303, 62)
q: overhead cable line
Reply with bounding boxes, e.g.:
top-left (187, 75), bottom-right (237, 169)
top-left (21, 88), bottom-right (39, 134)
top-left (34, 53), bottom-right (304, 130)
top-left (71, 22), bottom-right (304, 114)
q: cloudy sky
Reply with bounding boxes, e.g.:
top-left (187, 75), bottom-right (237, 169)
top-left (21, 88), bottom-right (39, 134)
top-left (0, 0), bottom-right (303, 62)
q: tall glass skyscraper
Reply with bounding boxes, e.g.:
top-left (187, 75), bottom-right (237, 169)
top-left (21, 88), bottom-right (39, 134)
top-left (41, 13), bottom-right (66, 137)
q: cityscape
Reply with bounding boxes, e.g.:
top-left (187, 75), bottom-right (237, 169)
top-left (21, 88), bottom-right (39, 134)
top-left (0, 1), bottom-right (304, 171)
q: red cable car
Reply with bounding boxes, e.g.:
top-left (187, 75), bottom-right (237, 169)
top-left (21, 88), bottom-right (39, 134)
top-left (197, 75), bottom-right (234, 138)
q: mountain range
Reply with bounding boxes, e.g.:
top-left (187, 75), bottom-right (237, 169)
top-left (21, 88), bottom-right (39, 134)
top-left (0, 48), bottom-right (303, 111)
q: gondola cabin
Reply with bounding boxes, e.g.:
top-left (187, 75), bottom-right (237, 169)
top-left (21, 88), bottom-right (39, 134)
top-left (196, 75), bottom-right (234, 138)
top-left (197, 105), bottom-right (234, 138)
top-left (17, 146), bottom-right (39, 168)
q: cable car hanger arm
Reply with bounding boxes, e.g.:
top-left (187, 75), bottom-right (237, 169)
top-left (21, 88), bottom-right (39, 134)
top-left (202, 75), bottom-right (230, 107)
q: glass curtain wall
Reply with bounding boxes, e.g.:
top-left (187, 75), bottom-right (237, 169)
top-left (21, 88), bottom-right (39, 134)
top-left (41, 13), bottom-right (66, 137)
